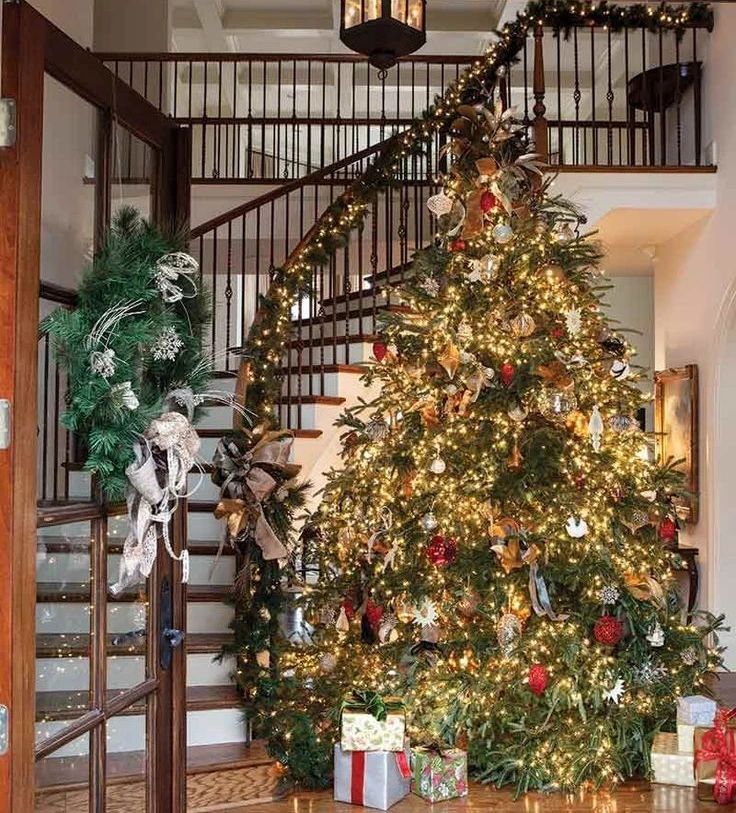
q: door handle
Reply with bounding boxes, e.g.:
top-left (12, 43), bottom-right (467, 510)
top-left (159, 576), bottom-right (185, 670)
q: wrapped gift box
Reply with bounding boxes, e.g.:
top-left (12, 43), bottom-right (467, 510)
top-left (411, 746), bottom-right (468, 802)
top-left (694, 712), bottom-right (736, 804)
top-left (334, 744), bottom-right (411, 810)
top-left (340, 694), bottom-right (406, 752)
top-left (651, 732), bottom-right (696, 787)
top-left (678, 723), bottom-right (696, 754)
top-left (677, 695), bottom-right (717, 727)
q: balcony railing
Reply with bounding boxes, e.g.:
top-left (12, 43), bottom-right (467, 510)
top-left (99, 16), bottom-right (712, 184)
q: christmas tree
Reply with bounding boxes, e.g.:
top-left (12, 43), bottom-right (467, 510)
top-left (256, 102), bottom-right (725, 793)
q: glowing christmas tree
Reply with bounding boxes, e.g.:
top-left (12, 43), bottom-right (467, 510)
top-left (256, 102), bottom-right (724, 793)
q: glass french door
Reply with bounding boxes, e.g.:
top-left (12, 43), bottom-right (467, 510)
top-left (0, 4), bottom-right (191, 812)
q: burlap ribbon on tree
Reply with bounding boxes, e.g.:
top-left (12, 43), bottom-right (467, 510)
top-left (212, 431), bottom-right (300, 561)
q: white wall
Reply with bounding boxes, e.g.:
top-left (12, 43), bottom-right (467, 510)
top-left (602, 274), bottom-right (654, 401)
top-left (653, 5), bottom-right (736, 665)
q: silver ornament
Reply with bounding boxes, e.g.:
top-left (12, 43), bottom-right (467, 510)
top-left (421, 511), bottom-right (439, 532)
top-left (492, 222), bottom-right (514, 244)
top-left (565, 516), bottom-right (588, 538)
top-left (427, 192), bottom-right (454, 217)
top-left (597, 584), bottom-right (620, 605)
top-left (497, 612), bottom-right (521, 655)
top-left (365, 419), bottom-right (389, 441)
top-left (538, 388), bottom-right (577, 420)
top-left (610, 359), bottom-right (630, 380)
top-left (429, 454), bottom-right (447, 475)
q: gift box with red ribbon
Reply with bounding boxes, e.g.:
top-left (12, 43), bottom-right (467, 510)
top-left (333, 743), bottom-right (412, 810)
top-left (695, 708), bottom-right (736, 804)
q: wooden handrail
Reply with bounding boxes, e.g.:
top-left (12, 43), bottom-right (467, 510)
top-left (96, 52), bottom-right (480, 64)
top-left (190, 136), bottom-right (398, 238)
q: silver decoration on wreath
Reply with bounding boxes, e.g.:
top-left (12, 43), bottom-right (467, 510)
top-left (110, 381), bottom-right (140, 411)
top-left (152, 326), bottom-right (184, 361)
top-left (90, 348), bottom-right (117, 379)
top-left (154, 252), bottom-right (199, 303)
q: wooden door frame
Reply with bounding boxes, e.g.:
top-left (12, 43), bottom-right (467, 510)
top-left (0, 3), bottom-right (191, 811)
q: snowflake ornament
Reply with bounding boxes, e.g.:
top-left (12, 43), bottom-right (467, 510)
top-left (634, 658), bottom-right (667, 686)
top-left (420, 277), bottom-right (440, 296)
top-left (597, 584), bottom-right (621, 605)
top-left (604, 677), bottom-right (626, 705)
top-left (412, 598), bottom-right (439, 627)
top-left (152, 326), bottom-right (184, 362)
top-left (90, 347), bottom-right (117, 379)
top-left (681, 646), bottom-right (699, 666)
top-left (564, 307), bottom-right (582, 336)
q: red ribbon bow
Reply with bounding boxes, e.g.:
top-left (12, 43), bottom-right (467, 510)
top-left (695, 708), bottom-right (736, 805)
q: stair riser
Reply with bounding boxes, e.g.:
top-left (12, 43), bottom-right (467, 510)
top-left (35, 551), bottom-right (235, 586)
top-left (293, 313), bottom-right (382, 342)
top-left (36, 653), bottom-right (235, 692)
top-left (286, 341), bottom-right (375, 367)
top-left (36, 602), bottom-right (233, 634)
top-left (36, 707), bottom-right (246, 758)
top-left (280, 370), bottom-right (364, 399)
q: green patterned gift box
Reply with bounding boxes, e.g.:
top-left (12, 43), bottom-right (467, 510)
top-left (411, 745), bottom-right (468, 802)
top-left (340, 691), bottom-right (406, 752)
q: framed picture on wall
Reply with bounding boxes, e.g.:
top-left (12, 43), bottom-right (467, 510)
top-left (654, 364), bottom-right (699, 524)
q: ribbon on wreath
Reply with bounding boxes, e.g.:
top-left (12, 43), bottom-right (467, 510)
top-left (154, 252), bottom-right (199, 303)
top-left (696, 708), bottom-right (736, 805)
top-left (211, 431), bottom-right (301, 561)
top-left (341, 690), bottom-right (405, 723)
top-left (111, 412), bottom-right (200, 594)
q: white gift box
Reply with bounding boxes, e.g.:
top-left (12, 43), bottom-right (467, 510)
top-left (677, 723), bottom-right (695, 754)
top-left (651, 732), bottom-right (696, 787)
top-left (677, 695), bottom-right (717, 727)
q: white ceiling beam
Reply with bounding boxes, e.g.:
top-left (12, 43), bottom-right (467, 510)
top-left (221, 8), bottom-right (334, 31)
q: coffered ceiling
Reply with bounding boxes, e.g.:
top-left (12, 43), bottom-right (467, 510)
top-left (171, 0), bottom-right (516, 55)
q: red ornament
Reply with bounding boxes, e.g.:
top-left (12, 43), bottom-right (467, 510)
top-left (550, 326), bottom-right (565, 340)
top-left (500, 362), bottom-right (515, 387)
top-left (528, 663), bottom-right (549, 696)
top-left (593, 614), bottom-right (624, 647)
top-left (450, 238), bottom-right (466, 252)
top-left (372, 341), bottom-right (387, 362)
top-left (573, 472), bottom-right (586, 490)
top-left (341, 599), bottom-right (356, 620)
top-left (480, 190), bottom-right (497, 213)
top-left (363, 600), bottom-right (384, 629)
top-left (425, 534), bottom-right (458, 567)
top-left (659, 517), bottom-right (677, 543)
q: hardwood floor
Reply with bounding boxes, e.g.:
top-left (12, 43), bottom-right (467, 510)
top-left (252, 782), bottom-right (715, 812)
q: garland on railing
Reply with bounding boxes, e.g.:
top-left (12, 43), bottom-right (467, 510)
top-left (239, 0), bottom-right (712, 425)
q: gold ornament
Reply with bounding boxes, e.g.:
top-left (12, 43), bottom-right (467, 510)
top-left (542, 263), bottom-right (566, 285)
top-left (507, 438), bottom-right (523, 470)
top-left (437, 342), bottom-right (460, 379)
top-left (457, 587), bottom-right (481, 619)
top-left (565, 410), bottom-right (589, 437)
top-left (509, 312), bottom-right (536, 338)
top-left (256, 650), bottom-right (271, 669)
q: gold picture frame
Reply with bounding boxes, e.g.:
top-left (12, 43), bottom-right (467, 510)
top-left (654, 364), bottom-right (699, 524)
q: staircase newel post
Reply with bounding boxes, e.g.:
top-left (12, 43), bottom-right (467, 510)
top-left (533, 23), bottom-right (549, 163)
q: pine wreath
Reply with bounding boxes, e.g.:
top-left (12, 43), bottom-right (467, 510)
top-left (43, 207), bottom-right (212, 501)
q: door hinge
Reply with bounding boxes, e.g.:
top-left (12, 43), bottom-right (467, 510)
top-left (0, 705), bottom-right (8, 756)
top-left (0, 100), bottom-right (17, 148)
top-left (0, 400), bottom-right (10, 450)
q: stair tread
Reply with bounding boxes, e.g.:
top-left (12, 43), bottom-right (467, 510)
top-left (36, 632), bottom-right (233, 657)
top-left (36, 684), bottom-right (240, 722)
top-left (279, 363), bottom-right (366, 376)
top-left (195, 428), bottom-right (323, 439)
top-left (36, 537), bottom-right (234, 556)
top-left (274, 394), bottom-right (345, 406)
top-left (36, 740), bottom-right (271, 790)
top-left (36, 582), bottom-right (233, 603)
top-left (290, 302), bottom-right (408, 327)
